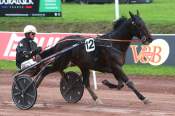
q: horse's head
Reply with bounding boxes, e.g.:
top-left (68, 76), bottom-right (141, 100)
top-left (129, 11), bottom-right (153, 45)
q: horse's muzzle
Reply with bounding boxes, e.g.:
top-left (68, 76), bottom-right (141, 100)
top-left (142, 36), bottom-right (153, 45)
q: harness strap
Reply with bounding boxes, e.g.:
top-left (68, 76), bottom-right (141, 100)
top-left (57, 38), bottom-right (142, 43)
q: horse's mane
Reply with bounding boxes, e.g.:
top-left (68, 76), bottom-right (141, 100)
top-left (113, 16), bottom-right (128, 30)
top-left (99, 16), bottom-right (128, 38)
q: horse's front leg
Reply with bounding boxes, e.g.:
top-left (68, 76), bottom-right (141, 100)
top-left (102, 73), bottom-right (124, 90)
top-left (114, 65), bottom-right (151, 104)
top-left (102, 49), bottom-right (125, 90)
top-left (113, 72), bottom-right (124, 90)
top-left (80, 67), bottom-right (103, 104)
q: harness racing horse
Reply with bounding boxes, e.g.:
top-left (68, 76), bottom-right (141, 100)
top-left (40, 11), bottom-right (153, 104)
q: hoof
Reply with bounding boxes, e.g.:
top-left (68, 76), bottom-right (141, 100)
top-left (143, 98), bottom-right (151, 104)
top-left (95, 98), bottom-right (103, 105)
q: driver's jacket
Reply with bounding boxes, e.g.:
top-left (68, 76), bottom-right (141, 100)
top-left (16, 38), bottom-right (41, 69)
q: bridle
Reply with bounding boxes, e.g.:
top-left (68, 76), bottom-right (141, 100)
top-left (130, 18), bottom-right (150, 44)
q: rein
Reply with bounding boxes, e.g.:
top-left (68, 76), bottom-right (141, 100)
top-left (43, 37), bottom-right (142, 50)
top-left (96, 38), bottom-right (142, 43)
top-left (58, 37), bottom-right (143, 43)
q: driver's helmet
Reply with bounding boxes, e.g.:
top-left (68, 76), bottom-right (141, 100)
top-left (24, 25), bottom-right (37, 34)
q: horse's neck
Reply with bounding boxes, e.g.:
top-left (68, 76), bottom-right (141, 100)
top-left (111, 21), bottom-right (133, 53)
top-left (40, 47), bottom-right (55, 59)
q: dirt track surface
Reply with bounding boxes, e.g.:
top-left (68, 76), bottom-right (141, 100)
top-left (0, 71), bottom-right (175, 116)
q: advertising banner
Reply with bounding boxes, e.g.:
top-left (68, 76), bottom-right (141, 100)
top-left (0, 32), bottom-right (174, 66)
top-left (0, 32), bottom-right (96, 60)
top-left (39, 0), bottom-right (61, 13)
top-left (126, 34), bottom-right (175, 66)
top-left (0, 0), bottom-right (62, 17)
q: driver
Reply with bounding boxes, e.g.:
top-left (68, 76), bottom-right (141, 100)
top-left (16, 25), bottom-right (42, 69)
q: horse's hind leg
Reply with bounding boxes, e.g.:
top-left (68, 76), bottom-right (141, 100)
top-left (80, 67), bottom-right (103, 104)
top-left (114, 65), bottom-right (151, 104)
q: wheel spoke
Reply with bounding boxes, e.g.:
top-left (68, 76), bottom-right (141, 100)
top-left (23, 81), bottom-right (34, 94)
top-left (26, 93), bottom-right (35, 99)
top-left (21, 95), bottom-right (26, 106)
top-left (17, 99), bottom-right (21, 104)
top-left (19, 79), bottom-right (25, 90)
top-left (14, 80), bottom-right (23, 91)
top-left (13, 92), bottom-right (21, 96)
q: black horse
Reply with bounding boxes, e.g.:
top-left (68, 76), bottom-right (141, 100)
top-left (40, 11), bottom-right (153, 104)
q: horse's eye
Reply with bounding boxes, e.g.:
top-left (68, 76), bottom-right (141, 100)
top-left (131, 21), bottom-right (135, 25)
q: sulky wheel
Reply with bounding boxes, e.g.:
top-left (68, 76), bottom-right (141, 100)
top-left (12, 75), bottom-right (37, 110)
top-left (60, 71), bottom-right (84, 103)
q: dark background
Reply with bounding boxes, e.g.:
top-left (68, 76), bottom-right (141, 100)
top-left (63, 0), bottom-right (153, 3)
top-left (0, 0), bottom-right (39, 14)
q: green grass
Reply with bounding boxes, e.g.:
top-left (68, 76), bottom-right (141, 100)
top-left (62, 0), bottom-right (175, 24)
top-left (123, 64), bottom-right (175, 76)
top-left (120, 0), bottom-right (175, 25)
top-left (0, 0), bottom-right (175, 33)
top-left (1, 60), bottom-right (175, 76)
top-left (0, 60), bottom-right (16, 71)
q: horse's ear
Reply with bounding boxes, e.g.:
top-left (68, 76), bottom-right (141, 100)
top-left (129, 11), bottom-right (134, 19)
top-left (137, 10), bottom-right (140, 16)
